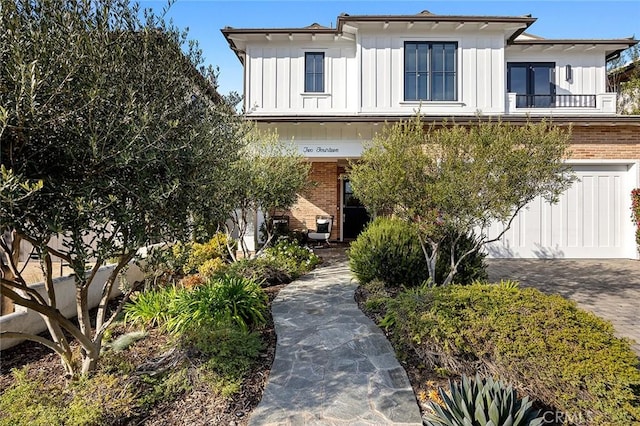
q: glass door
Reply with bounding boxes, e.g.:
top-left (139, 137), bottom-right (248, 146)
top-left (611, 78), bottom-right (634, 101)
top-left (342, 179), bottom-right (370, 240)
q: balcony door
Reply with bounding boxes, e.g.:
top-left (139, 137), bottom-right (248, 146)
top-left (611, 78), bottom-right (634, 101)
top-left (507, 62), bottom-right (556, 108)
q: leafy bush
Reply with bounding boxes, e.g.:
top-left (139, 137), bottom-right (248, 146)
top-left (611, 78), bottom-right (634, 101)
top-left (424, 374), bottom-right (543, 426)
top-left (432, 228), bottom-right (488, 285)
top-left (125, 275), bottom-right (267, 333)
top-left (139, 233), bottom-right (232, 284)
top-left (349, 217), bottom-right (487, 287)
top-left (183, 233), bottom-right (231, 274)
top-left (384, 283), bottom-right (640, 424)
top-left (349, 217), bottom-right (429, 287)
top-left (0, 368), bottom-right (134, 425)
top-left (124, 285), bottom-right (182, 328)
top-left (223, 237), bottom-right (319, 285)
top-left (262, 237), bottom-right (320, 279)
top-left (198, 257), bottom-right (228, 280)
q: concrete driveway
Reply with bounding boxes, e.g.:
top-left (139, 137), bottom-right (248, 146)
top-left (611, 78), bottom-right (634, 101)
top-left (487, 259), bottom-right (640, 355)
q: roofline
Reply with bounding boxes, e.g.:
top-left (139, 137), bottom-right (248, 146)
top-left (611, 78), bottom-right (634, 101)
top-left (222, 12), bottom-right (637, 63)
top-left (221, 13), bottom-right (537, 58)
top-left (245, 114), bottom-right (640, 126)
top-left (510, 38), bottom-right (638, 60)
top-left (221, 14), bottom-right (536, 35)
top-left (221, 27), bottom-right (336, 36)
top-left (336, 14), bottom-right (536, 25)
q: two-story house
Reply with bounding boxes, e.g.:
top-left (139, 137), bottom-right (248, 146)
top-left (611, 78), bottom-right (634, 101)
top-left (222, 10), bottom-right (639, 259)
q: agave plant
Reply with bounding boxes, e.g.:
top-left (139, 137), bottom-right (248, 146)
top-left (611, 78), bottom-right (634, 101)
top-left (424, 374), bottom-right (544, 426)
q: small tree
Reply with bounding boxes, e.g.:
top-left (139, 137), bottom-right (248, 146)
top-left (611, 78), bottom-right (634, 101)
top-left (0, 0), bottom-right (243, 376)
top-left (222, 129), bottom-right (311, 260)
top-left (609, 45), bottom-right (640, 114)
top-left (349, 115), bottom-right (574, 286)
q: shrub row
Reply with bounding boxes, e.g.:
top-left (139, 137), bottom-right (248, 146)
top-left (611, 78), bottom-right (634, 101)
top-left (382, 283), bottom-right (640, 425)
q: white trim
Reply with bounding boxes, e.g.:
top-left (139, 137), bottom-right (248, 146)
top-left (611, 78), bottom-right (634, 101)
top-left (399, 37), bottom-right (463, 104)
top-left (399, 101), bottom-right (465, 106)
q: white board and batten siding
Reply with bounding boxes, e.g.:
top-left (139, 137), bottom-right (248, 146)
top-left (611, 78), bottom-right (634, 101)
top-left (485, 162), bottom-right (639, 259)
top-left (359, 31), bottom-right (505, 115)
top-left (246, 42), bottom-right (358, 115)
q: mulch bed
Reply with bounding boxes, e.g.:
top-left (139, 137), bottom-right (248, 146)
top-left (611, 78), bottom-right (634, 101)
top-left (0, 284), bottom-right (285, 426)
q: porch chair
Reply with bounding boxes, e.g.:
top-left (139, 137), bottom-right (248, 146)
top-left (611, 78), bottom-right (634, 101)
top-left (307, 215), bottom-right (333, 248)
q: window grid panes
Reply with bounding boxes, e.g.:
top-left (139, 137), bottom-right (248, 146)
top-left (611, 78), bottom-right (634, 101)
top-left (305, 52), bottom-right (324, 93)
top-left (404, 42), bottom-right (457, 101)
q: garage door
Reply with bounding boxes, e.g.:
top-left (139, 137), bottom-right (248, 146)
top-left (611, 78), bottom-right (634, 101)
top-left (485, 164), bottom-right (637, 259)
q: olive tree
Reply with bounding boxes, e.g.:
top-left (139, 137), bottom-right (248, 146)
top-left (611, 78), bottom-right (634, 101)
top-left (222, 129), bottom-right (311, 260)
top-left (349, 115), bottom-right (574, 286)
top-left (0, 0), bottom-right (242, 376)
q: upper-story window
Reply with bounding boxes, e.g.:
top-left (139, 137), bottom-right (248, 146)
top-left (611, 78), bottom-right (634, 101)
top-left (507, 62), bottom-right (556, 108)
top-left (404, 42), bottom-right (457, 101)
top-left (305, 52), bottom-right (325, 93)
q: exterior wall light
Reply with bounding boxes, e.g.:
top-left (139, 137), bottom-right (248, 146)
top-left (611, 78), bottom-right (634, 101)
top-left (565, 64), bottom-right (572, 82)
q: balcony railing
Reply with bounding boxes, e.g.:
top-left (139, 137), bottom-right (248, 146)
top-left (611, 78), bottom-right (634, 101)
top-left (515, 94), bottom-right (597, 108)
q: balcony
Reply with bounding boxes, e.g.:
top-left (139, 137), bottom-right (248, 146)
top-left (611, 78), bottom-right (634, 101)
top-left (506, 93), bottom-right (617, 114)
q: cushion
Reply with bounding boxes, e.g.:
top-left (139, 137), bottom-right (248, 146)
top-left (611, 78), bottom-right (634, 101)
top-left (316, 222), bottom-right (329, 233)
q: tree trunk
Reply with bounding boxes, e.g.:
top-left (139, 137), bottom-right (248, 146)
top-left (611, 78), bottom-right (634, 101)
top-left (81, 343), bottom-right (101, 375)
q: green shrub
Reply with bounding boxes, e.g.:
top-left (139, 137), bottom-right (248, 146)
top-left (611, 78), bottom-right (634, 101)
top-left (384, 283), bottom-right (640, 424)
top-left (198, 257), bottom-right (228, 280)
top-left (124, 285), bottom-right (182, 328)
top-left (183, 233), bottom-right (231, 274)
top-left (424, 374), bottom-right (543, 426)
top-left (349, 217), bottom-right (487, 287)
top-left (166, 275), bottom-right (267, 333)
top-left (124, 274), bottom-right (267, 333)
top-left (262, 237), bottom-right (320, 279)
top-left (349, 217), bottom-right (429, 287)
top-left (432, 228), bottom-right (487, 285)
top-left (0, 368), bottom-right (134, 426)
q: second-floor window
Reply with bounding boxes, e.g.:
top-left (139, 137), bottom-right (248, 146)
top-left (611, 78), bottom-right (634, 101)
top-left (404, 41), bottom-right (457, 101)
top-left (507, 62), bottom-right (556, 108)
top-left (305, 52), bottom-right (325, 93)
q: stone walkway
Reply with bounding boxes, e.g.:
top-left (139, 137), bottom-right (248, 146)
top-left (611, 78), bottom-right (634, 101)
top-left (488, 259), bottom-right (640, 354)
top-left (249, 261), bottom-right (422, 425)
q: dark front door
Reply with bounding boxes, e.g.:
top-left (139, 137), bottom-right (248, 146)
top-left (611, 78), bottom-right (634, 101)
top-left (343, 179), bottom-right (370, 239)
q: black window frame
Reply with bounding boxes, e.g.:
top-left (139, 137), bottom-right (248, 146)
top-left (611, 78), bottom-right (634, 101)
top-left (404, 41), bottom-right (458, 102)
top-left (507, 62), bottom-right (556, 108)
top-left (304, 52), bottom-right (325, 93)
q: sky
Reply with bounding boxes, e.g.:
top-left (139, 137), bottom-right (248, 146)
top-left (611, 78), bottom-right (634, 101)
top-left (138, 0), bottom-right (640, 97)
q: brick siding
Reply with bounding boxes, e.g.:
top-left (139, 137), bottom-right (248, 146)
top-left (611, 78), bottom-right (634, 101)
top-left (568, 125), bottom-right (640, 160)
top-left (286, 162), bottom-right (340, 241)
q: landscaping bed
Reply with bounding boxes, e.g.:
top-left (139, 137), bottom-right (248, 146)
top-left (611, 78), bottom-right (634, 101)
top-left (0, 236), bottom-right (322, 425)
top-left (356, 280), bottom-right (640, 425)
top-left (0, 284), bottom-right (282, 426)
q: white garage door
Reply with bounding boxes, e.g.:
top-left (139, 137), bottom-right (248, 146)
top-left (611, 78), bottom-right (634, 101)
top-left (485, 164), bottom-right (637, 259)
